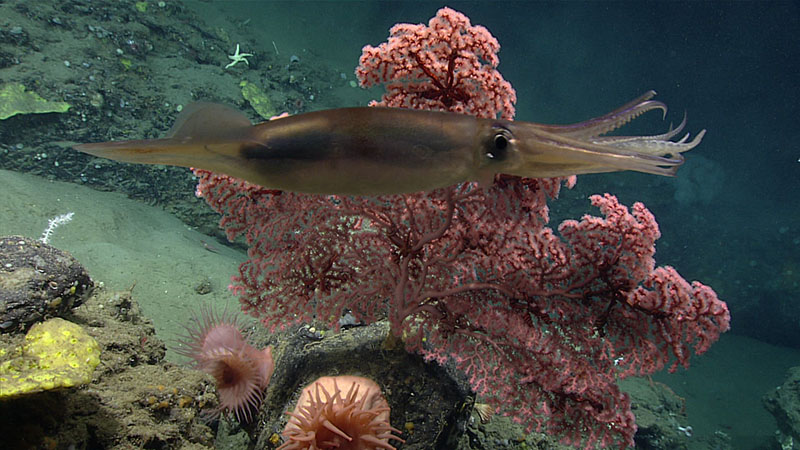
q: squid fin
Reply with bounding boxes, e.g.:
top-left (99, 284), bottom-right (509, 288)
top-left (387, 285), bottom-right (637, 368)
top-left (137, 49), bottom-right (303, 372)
top-left (74, 103), bottom-right (253, 167)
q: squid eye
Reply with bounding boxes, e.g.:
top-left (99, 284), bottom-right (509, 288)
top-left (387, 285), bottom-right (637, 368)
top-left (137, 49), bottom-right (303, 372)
top-left (494, 134), bottom-right (509, 151)
top-left (486, 128), bottom-right (511, 161)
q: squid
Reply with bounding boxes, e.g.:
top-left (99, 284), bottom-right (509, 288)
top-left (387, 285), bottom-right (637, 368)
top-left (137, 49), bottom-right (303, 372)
top-left (74, 91), bottom-right (704, 195)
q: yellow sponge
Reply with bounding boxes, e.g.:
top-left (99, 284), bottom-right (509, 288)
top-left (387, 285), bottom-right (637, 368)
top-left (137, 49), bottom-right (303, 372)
top-left (0, 318), bottom-right (100, 398)
top-left (0, 83), bottom-right (71, 120)
top-left (239, 80), bottom-right (276, 119)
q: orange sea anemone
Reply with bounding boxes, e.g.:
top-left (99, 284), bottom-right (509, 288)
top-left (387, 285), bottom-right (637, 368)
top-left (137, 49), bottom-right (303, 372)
top-left (280, 375), bottom-right (404, 450)
top-left (176, 306), bottom-right (274, 422)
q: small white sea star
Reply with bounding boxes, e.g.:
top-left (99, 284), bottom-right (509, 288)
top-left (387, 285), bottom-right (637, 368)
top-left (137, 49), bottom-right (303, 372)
top-left (225, 44), bottom-right (253, 69)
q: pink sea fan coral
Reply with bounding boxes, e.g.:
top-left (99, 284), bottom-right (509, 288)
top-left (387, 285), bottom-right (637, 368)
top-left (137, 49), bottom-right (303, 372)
top-left (177, 306), bottom-right (274, 422)
top-left (356, 6), bottom-right (516, 119)
top-left (192, 8), bottom-right (728, 448)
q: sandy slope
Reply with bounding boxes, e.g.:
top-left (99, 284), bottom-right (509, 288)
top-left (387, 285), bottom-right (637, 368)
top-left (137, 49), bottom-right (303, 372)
top-left (0, 168), bottom-right (247, 360)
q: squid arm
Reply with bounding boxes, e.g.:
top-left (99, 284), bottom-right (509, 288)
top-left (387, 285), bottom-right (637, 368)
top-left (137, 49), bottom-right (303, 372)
top-left (74, 91), bottom-right (705, 195)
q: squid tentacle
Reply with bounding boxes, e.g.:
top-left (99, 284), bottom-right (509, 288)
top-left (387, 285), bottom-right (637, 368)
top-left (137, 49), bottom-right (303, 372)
top-left (599, 130), bottom-right (706, 156)
top-left (592, 111), bottom-right (689, 145)
top-left (528, 93), bottom-right (706, 164)
top-left (532, 90), bottom-right (668, 139)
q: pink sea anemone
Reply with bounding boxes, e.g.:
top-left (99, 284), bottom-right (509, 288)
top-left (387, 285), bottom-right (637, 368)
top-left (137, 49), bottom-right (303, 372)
top-left (280, 375), bottom-right (404, 450)
top-left (177, 306), bottom-right (274, 422)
